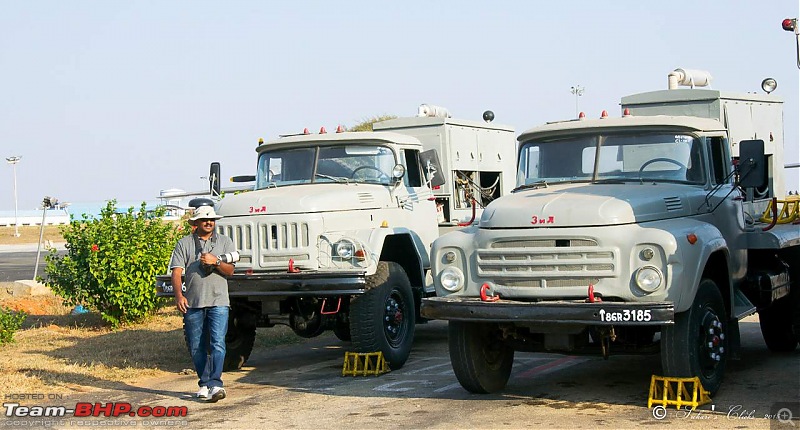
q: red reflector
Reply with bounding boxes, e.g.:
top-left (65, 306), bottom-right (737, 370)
top-left (432, 185), bottom-right (441, 190)
top-left (354, 249), bottom-right (365, 258)
top-left (687, 233), bottom-right (698, 244)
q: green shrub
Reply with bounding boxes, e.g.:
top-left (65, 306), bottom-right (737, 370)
top-left (0, 306), bottom-right (27, 344)
top-left (44, 201), bottom-right (183, 328)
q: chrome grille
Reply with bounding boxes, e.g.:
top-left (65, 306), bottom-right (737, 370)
top-left (478, 238), bottom-right (617, 281)
top-left (260, 222), bottom-right (310, 251)
top-left (218, 224), bottom-right (253, 251)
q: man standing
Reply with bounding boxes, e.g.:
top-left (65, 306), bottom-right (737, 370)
top-left (170, 205), bottom-right (235, 402)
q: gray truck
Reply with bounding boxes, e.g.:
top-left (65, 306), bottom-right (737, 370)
top-left (157, 107), bottom-right (517, 370)
top-left (421, 70), bottom-right (800, 395)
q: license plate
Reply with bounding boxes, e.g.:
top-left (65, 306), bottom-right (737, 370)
top-left (598, 308), bottom-right (652, 322)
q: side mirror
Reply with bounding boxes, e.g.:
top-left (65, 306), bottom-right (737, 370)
top-left (737, 140), bottom-right (767, 189)
top-left (210, 162), bottom-right (221, 197)
top-left (420, 149), bottom-right (446, 187)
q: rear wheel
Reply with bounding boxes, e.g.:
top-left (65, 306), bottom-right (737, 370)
top-left (350, 261), bottom-right (415, 370)
top-left (758, 296), bottom-right (799, 352)
top-left (448, 321), bottom-right (514, 394)
top-left (223, 308), bottom-right (257, 371)
top-left (661, 278), bottom-right (727, 395)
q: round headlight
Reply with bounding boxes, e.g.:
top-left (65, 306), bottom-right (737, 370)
top-left (440, 267), bottom-right (464, 292)
top-left (335, 240), bottom-right (355, 259)
top-left (635, 266), bottom-right (663, 293)
top-left (392, 164), bottom-right (406, 179)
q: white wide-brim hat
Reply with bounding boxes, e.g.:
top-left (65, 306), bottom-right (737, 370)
top-left (189, 205), bottom-right (223, 221)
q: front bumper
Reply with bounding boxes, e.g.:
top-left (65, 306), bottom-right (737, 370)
top-left (421, 296), bottom-right (674, 326)
top-left (155, 270), bottom-right (367, 298)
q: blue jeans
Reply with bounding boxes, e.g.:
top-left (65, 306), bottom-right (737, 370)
top-left (184, 306), bottom-right (229, 389)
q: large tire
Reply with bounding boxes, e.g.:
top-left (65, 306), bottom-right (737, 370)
top-left (333, 316), bottom-right (352, 342)
top-left (223, 310), bottom-right (257, 371)
top-left (661, 278), bottom-right (728, 395)
top-left (350, 261), bottom-right (415, 370)
top-left (758, 296), bottom-right (799, 352)
top-left (448, 321), bottom-right (514, 394)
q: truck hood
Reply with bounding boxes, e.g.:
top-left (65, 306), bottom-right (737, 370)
top-left (216, 184), bottom-right (392, 217)
top-left (480, 183), bottom-right (698, 228)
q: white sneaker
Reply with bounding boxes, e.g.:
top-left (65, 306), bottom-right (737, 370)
top-left (208, 386), bottom-right (226, 403)
top-left (195, 386), bottom-right (209, 399)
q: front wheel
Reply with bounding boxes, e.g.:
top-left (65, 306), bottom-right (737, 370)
top-left (350, 261), bottom-right (415, 370)
top-left (448, 321), bottom-right (514, 394)
top-left (661, 278), bottom-right (727, 395)
top-left (223, 309), bottom-right (257, 371)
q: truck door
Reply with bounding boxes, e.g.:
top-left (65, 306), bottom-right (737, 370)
top-left (396, 148), bottom-right (439, 250)
top-left (706, 136), bottom-right (748, 282)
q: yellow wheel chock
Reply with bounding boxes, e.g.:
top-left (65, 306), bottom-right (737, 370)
top-left (342, 351), bottom-right (390, 376)
top-left (760, 196), bottom-right (800, 224)
top-left (647, 375), bottom-right (711, 410)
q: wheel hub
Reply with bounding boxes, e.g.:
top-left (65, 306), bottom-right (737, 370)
top-left (383, 294), bottom-right (405, 342)
top-left (700, 310), bottom-right (725, 370)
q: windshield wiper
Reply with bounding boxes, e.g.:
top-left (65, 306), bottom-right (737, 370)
top-left (591, 178), bottom-right (630, 184)
top-left (512, 180), bottom-right (548, 193)
top-left (315, 173), bottom-right (350, 183)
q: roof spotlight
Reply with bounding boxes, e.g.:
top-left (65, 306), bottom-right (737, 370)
top-left (761, 78), bottom-right (777, 94)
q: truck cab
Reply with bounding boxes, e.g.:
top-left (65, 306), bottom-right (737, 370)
top-left (422, 71), bottom-right (800, 395)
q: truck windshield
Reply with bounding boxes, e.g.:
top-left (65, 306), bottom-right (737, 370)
top-left (516, 132), bottom-right (705, 186)
top-left (256, 144), bottom-right (396, 189)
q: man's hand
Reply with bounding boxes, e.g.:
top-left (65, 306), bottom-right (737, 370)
top-left (199, 252), bottom-right (218, 266)
top-left (175, 295), bottom-right (188, 314)
top-left (171, 267), bottom-right (187, 313)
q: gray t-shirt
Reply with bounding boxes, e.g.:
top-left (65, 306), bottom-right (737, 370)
top-left (169, 232), bottom-right (235, 308)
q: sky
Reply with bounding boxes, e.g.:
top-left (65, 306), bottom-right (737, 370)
top-left (1, 0), bottom-right (798, 211)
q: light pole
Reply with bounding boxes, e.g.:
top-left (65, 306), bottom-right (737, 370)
top-left (5, 156), bottom-right (21, 237)
top-left (570, 85), bottom-right (585, 118)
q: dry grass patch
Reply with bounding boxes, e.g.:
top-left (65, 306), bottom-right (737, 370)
top-left (0, 294), bottom-right (301, 395)
top-left (0, 225), bottom-right (64, 245)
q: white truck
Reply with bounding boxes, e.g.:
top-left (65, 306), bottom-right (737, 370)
top-left (157, 107), bottom-right (517, 370)
top-left (421, 70), bottom-right (800, 395)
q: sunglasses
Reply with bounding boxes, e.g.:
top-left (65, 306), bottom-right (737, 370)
top-left (196, 218), bottom-right (216, 223)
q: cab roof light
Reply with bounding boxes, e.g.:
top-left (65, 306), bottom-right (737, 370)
top-left (578, 112), bottom-right (586, 120)
top-left (623, 108), bottom-right (632, 117)
top-left (303, 128), bottom-right (310, 135)
top-left (320, 127), bottom-right (327, 134)
top-left (600, 110), bottom-right (608, 119)
top-left (336, 125), bottom-right (345, 133)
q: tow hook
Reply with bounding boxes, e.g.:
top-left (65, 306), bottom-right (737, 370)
top-left (480, 283), bottom-right (500, 302)
top-left (288, 258), bottom-right (300, 273)
top-left (586, 284), bottom-right (602, 303)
